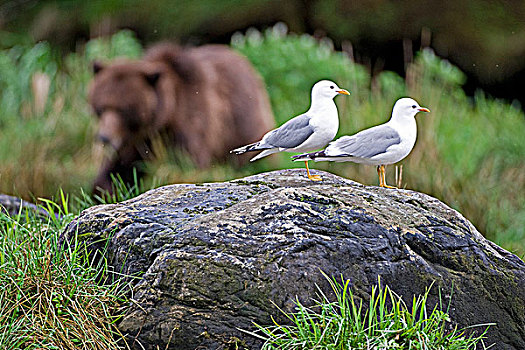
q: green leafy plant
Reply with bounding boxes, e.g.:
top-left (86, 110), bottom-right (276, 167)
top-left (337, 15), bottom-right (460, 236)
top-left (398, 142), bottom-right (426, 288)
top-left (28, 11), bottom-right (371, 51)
top-left (245, 274), bottom-right (492, 349)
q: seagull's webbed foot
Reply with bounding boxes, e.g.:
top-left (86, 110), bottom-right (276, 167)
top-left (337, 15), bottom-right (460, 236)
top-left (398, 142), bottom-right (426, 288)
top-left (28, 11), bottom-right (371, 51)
top-left (305, 161), bottom-right (322, 181)
top-left (380, 183), bottom-right (397, 189)
top-left (308, 174), bottom-right (323, 181)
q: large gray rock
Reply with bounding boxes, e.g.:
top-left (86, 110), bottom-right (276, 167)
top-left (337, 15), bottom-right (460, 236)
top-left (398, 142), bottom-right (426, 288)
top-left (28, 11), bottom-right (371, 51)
top-left (62, 169), bottom-right (525, 350)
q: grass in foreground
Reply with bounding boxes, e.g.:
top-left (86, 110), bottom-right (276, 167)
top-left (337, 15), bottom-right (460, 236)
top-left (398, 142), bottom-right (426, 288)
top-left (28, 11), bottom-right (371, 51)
top-left (0, 192), bottom-right (130, 349)
top-left (246, 274), bottom-right (492, 350)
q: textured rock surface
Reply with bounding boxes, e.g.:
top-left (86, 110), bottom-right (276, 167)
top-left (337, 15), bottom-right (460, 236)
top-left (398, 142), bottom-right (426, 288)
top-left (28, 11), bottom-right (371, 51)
top-left (62, 169), bottom-right (525, 350)
top-left (0, 194), bottom-right (50, 218)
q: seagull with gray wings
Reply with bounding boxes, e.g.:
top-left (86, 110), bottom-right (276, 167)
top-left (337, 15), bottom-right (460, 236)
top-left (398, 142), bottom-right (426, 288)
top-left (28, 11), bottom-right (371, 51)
top-left (231, 80), bottom-right (350, 181)
top-left (292, 97), bottom-right (430, 188)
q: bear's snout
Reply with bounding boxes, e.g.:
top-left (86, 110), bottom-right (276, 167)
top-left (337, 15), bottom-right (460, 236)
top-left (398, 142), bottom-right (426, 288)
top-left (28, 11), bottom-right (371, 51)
top-left (97, 134), bottom-right (112, 145)
top-left (97, 110), bottom-right (126, 151)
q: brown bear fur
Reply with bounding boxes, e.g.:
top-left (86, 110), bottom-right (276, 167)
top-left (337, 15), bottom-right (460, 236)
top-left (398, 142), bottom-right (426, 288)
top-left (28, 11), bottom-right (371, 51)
top-left (88, 43), bottom-right (274, 193)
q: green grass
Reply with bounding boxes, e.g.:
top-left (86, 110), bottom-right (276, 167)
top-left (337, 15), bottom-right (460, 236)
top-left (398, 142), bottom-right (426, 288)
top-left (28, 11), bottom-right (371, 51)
top-left (0, 192), bottom-right (130, 349)
top-left (245, 274), bottom-right (492, 350)
top-left (0, 26), bottom-right (523, 257)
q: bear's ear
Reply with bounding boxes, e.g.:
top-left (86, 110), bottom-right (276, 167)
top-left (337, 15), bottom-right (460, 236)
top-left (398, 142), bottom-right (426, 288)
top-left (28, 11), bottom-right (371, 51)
top-left (145, 71), bottom-right (161, 87)
top-left (171, 56), bottom-right (197, 83)
top-left (92, 61), bottom-right (105, 75)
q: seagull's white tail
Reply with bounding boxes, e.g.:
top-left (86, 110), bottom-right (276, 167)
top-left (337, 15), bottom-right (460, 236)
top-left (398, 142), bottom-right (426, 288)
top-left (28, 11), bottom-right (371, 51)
top-left (250, 148), bottom-right (280, 162)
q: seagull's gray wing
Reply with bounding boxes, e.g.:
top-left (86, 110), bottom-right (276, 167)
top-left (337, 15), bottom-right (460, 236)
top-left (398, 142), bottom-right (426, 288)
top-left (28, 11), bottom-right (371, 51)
top-left (264, 113), bottom-right (315, 148)
top-left (329, 125), bottom-right (401, 158)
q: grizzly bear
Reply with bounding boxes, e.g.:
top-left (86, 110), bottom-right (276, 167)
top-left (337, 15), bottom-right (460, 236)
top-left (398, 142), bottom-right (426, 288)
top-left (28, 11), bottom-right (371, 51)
top-left (88, 43), bottom-right (274, 194)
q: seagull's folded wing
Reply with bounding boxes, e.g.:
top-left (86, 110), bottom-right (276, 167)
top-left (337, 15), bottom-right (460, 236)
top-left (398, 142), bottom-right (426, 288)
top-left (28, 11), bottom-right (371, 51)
top-left (327, 125), bottom-right (401, 158)
top-left (265, 113), bottom-right (315, 149)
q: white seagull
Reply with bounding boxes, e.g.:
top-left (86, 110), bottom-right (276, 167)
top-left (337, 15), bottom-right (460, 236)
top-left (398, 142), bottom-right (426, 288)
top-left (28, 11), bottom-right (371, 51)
top-left (231, 80), bottom-right (350, 181)
top-left (292, 97), bottom-right (430, 188)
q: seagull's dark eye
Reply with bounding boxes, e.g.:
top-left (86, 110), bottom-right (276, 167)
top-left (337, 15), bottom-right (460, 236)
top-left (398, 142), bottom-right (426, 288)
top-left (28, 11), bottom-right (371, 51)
top-left (412, 105), bottom-right (417, 109)
top-left (330, 86), bottom-right (334, 89)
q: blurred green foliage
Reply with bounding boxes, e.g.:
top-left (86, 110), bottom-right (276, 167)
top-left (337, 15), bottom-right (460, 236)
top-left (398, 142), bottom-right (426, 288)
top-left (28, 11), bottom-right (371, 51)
top-left (0, 27), bottom-right (523, 257)
top-left (0, 42), bottom-right (57, 118)
top-left (231, 23), bottom-right (370, 125)
top-left (84, 30), bottom-right (143, 62)
top-left (5, 0), bottom-right (525, 106)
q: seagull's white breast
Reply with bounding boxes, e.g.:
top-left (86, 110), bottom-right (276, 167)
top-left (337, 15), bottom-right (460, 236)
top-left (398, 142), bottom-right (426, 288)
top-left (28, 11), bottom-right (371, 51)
top-left (291, 102), bottom-right (339, 152)
top-left (370, 118), bottom-right (417, 164)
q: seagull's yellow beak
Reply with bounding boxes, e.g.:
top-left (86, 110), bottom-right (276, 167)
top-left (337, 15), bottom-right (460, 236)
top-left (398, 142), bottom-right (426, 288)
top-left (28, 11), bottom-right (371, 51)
top-left (418, 107), bottom-right (430, 113)
top-left (337, 89), bottom-right (350, 95)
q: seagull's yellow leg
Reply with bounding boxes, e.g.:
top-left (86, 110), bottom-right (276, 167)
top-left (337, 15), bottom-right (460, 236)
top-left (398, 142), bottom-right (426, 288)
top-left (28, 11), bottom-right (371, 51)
top-left (305, 161), bottom-right (322, 181)
top-left (381, 165), bottom-right (397, 189)
top-left (377, 166), bottom-right (383, 187)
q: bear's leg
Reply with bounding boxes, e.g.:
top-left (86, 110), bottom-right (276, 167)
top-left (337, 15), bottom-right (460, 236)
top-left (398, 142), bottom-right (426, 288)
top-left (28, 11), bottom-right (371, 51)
top-left (92, 145), bottom-right (146, 197)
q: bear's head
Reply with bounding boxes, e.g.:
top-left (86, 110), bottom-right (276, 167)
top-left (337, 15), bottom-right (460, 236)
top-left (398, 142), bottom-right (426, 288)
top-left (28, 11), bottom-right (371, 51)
top-left (88, 60), bottom-right (162, 153)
